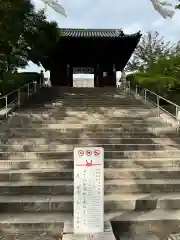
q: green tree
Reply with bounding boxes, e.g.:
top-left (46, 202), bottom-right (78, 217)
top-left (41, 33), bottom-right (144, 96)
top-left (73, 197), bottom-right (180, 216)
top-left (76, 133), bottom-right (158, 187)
top-left (0, 0), bottom-right (34, 72)
top-left (0, 0), bottom-right (60, 74)
top-left (147, 55), bottom-right (180, 78)
top-left (26, 11), bottom-right (59, 68)
top-left (126, 31), bottom-right (176, 71)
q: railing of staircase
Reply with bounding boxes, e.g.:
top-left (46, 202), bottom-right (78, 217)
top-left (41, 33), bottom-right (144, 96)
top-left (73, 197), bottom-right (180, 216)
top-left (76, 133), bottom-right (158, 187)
top-left (129, 83), bottom-right (180, 131)
top-left (0, 81), bottom-right (38, 118)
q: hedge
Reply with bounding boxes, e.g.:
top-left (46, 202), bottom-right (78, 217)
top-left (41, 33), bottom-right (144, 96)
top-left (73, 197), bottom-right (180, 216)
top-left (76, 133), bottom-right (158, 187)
top-left (126, 72), bottom-right (180, 98)
top-left (0, 72), bottom-right (40, 95)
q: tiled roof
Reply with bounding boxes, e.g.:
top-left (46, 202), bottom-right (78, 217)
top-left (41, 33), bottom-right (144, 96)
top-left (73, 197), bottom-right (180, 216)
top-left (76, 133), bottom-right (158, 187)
top-left (59, 28), bottom-right (141, 38)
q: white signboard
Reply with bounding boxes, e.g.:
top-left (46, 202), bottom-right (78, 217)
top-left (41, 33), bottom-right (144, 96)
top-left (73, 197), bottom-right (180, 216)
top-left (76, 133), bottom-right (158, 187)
top-left (74, 147), bottom-right (104, 234)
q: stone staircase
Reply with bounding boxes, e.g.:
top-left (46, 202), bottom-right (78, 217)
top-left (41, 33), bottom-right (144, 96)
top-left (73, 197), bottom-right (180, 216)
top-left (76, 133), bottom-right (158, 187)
top-left (0, 87), bottom-right (180, 239)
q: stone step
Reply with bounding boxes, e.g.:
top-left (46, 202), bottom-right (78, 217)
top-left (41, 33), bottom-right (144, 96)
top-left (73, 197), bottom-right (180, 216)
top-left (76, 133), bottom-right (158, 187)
top-left (1, 210), bottom-right (180, 236)
top-left (18, 107), bottom-right (149, 112)
top-left (111, 210), bottom-right (180, 239)
top-left (0, 143), bottom-right (179, 152)
top-left (1, 193), bottom-right (180, 214)
top-left (63, 233), bottom-right (116, 240)
top-left (0, 210), bottom-right (128, 234)
top-left (2, 120), bottom-right (168, 127)
top-left (2, 122), bottom-right (168, 130)
top-left (2, 126), bottom-right (175, 135)
top-left (18, 108), bottom-right (150, 113)
top-left (8, 115), bottom-right (160, 124)
top-left (22, 107), bottom-right (148, 111)
top-left (19, 100), bottom-right (146, 104)
top-left (19, 104), bottom-right (148, 108)
top-left (1, 123), bottom-right (169, 129)
top-left (17, 109), bottom-right (155, 114)
top-left (27, 94), bottom-right (132, 97)
top-left (4, 233), bottom-right (64, 240)
top-left (20, 102), bottom-right (145, 107)
top-left (0, 179), bottom-right (180, 194)
top-left (0, 212), bottom-right (67, 234)
top-left (13, 114), bottom-right (157, 121)
top-left (3, 131), bottom-right (179, 139)
top-left (14, 112), bottom-right (158, 118)
top-left (0, 168), bottom-right (180, 181)
top-left (4, 118), bottom-right (168, 128)
top-left (1, 150), bottom-right (180, 159)
top-left (5, 119), bottom-right (166, 126)
top-left (63, 210), bottom-right (180, 238)
top-left (0, 158), bottom-right (180, 171)
top-left (4, 137), bottom-right (180, 145)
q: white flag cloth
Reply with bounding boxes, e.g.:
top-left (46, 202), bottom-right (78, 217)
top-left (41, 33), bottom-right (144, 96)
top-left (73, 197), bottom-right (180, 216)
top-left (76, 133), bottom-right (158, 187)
top-left (150, 0), bottom-right (175, 19)
top-left (40, 0), bottom-right (67, 17)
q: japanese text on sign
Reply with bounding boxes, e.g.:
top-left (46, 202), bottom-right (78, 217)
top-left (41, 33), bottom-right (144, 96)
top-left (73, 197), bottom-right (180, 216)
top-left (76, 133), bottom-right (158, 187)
top-left (74, 147), bottom-right (104, 234)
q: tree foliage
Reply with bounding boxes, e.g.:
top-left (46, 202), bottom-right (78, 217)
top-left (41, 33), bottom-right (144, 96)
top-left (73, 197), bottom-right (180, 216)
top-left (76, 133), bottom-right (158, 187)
top-left (0, 0), bottom-right (33, 71)
top-left (27, 14), bottom-right (59, 67)
top-left (0, 0), bottom-right (59, 74)
top-left (126, 29), bottom-right (180, 104)
top-left (126, 31), bottom-right (176, 71)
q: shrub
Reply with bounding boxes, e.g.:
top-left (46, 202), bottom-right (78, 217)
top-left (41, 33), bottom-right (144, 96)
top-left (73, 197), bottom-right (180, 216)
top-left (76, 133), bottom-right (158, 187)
top-left (0, 72), bottom-right (40, 95)
top-left (127, 72), bottom-right (180, 98)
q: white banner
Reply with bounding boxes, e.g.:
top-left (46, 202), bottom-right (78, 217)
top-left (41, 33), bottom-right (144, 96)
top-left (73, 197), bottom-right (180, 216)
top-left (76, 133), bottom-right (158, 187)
top-left (150, 0), bottom-right (175, 19)
top-left (40, 0), bottom-right (67, 17)
top-left (74, 147), bottom-right (104, 234)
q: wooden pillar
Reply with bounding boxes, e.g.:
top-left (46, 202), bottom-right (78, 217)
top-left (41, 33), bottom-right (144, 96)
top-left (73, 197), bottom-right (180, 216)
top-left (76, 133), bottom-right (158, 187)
top-left (98, 65), bottom-right (104, 87)
top-left (94, 64), bottom-right (99, 87)
top-left (113, 64), bottom-right (116, 86)
top-left (68, 65), bottom-right (73, 87)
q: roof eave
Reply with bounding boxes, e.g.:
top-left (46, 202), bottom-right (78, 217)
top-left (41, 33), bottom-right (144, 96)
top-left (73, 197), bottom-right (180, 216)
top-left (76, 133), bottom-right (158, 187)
top-left (58, 28), bottom-right (141, 38)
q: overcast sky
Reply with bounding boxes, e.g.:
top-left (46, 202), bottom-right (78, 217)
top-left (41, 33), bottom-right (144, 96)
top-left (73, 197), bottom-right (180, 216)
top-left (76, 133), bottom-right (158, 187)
top-left (24, 0), bottom-right (180, 73)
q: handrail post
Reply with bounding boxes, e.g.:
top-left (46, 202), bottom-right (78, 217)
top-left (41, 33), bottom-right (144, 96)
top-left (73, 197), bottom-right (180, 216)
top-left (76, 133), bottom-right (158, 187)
top-left (135, 85), bottom-right (138, 95)
top-left (30, 82), bottom-right (32, 97)
top-left (144, 89), bottom-right (147, 104)
top-left (5, 96), bottom-right (8, 118)
top-left (40, 77), bottom-right (42, 88)
top-left (128, 81), bottom-right (131, 95)
top-left (34, 81), bottom-right (37, 93)
top-left (17, 89), bottom-right (20, 107)
top-left (176, 106), bottom-right (180, 133)
top-left (27, 83), bottom-right (29, 99)
top-left (157, 95), bottom-right (160, 117)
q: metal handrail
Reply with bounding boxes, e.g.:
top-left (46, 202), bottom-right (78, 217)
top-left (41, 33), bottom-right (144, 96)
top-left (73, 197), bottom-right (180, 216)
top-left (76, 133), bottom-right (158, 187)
top-left (128, 82), bottom-right (180, 131)
top-left (0, 80), bottom-right (39, 118)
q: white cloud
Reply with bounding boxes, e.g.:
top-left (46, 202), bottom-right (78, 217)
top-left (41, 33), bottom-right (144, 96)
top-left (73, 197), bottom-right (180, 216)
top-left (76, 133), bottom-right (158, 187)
top-left (23, 0), bottom-right (180, 72)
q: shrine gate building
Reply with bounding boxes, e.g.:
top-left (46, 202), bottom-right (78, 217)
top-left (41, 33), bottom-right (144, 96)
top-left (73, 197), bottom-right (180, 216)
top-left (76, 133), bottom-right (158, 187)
top-left (42, 28), bottom-right (141, 87)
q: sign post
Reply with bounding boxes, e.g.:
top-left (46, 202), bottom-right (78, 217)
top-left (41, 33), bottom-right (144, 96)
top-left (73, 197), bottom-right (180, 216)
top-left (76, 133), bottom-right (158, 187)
top-left (74, 147), bottom-right (104, 235)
